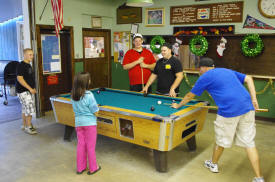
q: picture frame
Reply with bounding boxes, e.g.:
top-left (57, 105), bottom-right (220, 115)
top-left (91, 17), bottom-right (102, 28)
top-left (117, 7), bottom-right (142, 24)
top-left (131, 24), bottom-right (139, 35)
top-left (145, 8), bottom-right (165, 27)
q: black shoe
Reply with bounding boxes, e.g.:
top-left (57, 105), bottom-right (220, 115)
top-left (87, 166), bottom-right (101, 175)
top-left (76, 169), bottom-right (86, 174)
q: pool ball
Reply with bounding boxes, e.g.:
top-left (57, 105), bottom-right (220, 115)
top-left (97, 90), bottom-right (100, 94)
top-left (150, 106), bottom-right (155, 111)
top-left (157, 101), bottom-right (162, 105)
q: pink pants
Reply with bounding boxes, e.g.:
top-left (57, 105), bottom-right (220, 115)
top-left (76, 125), bottom-right (98, 172)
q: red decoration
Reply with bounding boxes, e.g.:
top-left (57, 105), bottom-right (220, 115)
top-left (47, 75), bottom-right (59, 85)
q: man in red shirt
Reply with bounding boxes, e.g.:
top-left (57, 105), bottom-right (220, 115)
top-left (123, 34), bottom-right (156, 92)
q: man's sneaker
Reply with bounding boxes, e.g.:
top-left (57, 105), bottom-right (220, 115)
top-left (204, 160), bottom-right (219, 173)
top-left (252, 177), bottom-right (265, 182)
top-left (24, 127), bottom-right (37, 135)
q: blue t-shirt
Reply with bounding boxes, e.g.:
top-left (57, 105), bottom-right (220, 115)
top-left (191, 68), bottom-right (254, 117)
top-left (72, 91), bottom-right (99, 127)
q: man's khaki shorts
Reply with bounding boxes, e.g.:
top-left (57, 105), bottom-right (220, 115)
top-left (214, 110), bottom-right (256, 148)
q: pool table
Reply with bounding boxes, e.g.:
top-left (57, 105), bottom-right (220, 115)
top-left (50, 88), bottom-right (209, 172)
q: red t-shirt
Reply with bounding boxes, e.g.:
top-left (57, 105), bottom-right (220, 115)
top-left (123, 49), bottom-right (156, 85)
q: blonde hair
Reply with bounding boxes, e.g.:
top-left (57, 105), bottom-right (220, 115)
top-left (23, 48), bottom-right (33, 54)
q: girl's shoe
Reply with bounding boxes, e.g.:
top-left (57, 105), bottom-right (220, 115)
top-left (76, 169), bottom-right (86, 174)
top-left (87, 166), bottom-right (101, 175)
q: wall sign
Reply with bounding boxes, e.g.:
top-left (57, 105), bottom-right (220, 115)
top-left (47, 75), bottom-right (59, 85)
top-left (170, 1), bottom-right (243, 24)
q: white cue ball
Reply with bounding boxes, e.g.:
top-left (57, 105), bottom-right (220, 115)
top-left (157, 101), bottom-right (162, 105)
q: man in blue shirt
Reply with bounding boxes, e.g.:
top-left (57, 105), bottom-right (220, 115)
top-left (172, 57), bottom-right (264, 182)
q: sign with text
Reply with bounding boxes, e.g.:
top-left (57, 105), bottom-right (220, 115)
top-left (170, 1), bottom-right (243, 24)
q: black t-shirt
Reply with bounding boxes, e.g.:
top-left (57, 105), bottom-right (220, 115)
top-left (16, 61), bottom-right (35, 93)
top-left (153, 56), bottom-right (183, 94)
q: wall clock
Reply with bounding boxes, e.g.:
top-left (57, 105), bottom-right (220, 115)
top-left (258, 0), bottom-right (275, 18)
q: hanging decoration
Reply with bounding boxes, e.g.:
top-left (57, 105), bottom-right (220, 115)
top-left (189, 35), bottom-right (208, 56)
top-left (241, 34), bottom-right (264, 57)
top-left (173, 25), bottom-right (234, 36)
top-left (150, 35), bottom-right (165, 54)
top-left (243, 15), bottom-right (275, 30)
top-left (216, 37), bottom-right (227, 57)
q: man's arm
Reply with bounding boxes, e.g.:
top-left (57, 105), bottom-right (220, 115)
top-left (169, 72), bottom-right (183, 97)
top-left (244, 75), bottom-right (259, 110)
top-left (140, 62), bottom-right (156, 71)
top-left (17, 76), bottom-right (36, 94)
top-left (123, 57), bottom-right (144, 70)
top-left (142, 73), bottom-right (157, 93)
top-left (171, 92), bottom-right (196, 109)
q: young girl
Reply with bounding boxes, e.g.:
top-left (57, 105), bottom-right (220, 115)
top-left (71, 72), bottom-right (101, 175)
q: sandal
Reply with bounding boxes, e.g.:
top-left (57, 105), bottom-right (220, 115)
top-left (87, 166), bottom-right (101, 175)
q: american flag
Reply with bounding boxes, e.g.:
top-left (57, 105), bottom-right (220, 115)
top-left (50, 0), bottom-right (64, 36)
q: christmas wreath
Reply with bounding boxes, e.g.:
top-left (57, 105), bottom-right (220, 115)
top-left (189, 35), bottom-right (208, 56)
top-left (241, 34), bottom-right (264, 57)
top-left (150, 36), bottom-right (165, 54)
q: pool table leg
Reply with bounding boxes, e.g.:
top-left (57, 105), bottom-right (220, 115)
top-left (153, 150), bottom-right (167, 172)
top-left (64, 125), bottom-right (74, 141)
top-left (186, 135), bottom-right (196, 151)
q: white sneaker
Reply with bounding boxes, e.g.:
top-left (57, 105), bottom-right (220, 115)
top-left (24, 127), bottom-right (37, 135)
top-left (252, 177), bottom-right (265, 182)
top-left (204, 160), bottom-right (219, 173)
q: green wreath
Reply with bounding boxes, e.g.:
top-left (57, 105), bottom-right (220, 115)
top-left (241, 34), bottom-right (264, 57)
top-left (150, 36), bottom-right (165, 54)
top-left (189, 35), bottom-right (208, 56)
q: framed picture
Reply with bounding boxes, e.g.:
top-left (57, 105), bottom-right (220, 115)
top-left (131, 24), bottom-right (138, 35)
top-left (91, 17), bottom-right (102, 28)
top-left (145, 8), bottom-right (165, 27)
top-left (117, 7), bottom-right (142, 24)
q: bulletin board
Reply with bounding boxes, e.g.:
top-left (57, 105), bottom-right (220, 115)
top-left (113, 32), bottom-right (130, 64)
top-left (41, 34), bottom-right (61, 74)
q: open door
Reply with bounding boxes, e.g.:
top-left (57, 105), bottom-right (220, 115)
top-left (36, 25), bottom-right (74, 112)
top-left (82, 29), bottom-right (111, 88)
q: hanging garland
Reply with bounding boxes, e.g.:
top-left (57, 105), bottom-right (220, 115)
top-left (241, 34), bottom-right (264, 57)
top-left (150, 36), bottom-right (165, 54)
top-left (189, 35), bottom-right (208, 56)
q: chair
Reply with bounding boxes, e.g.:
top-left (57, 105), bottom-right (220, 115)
top-left (3, 61), bottom-right (19, 105)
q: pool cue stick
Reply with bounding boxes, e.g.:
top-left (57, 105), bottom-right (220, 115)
top-left (141, 66), bottom-right (144, 89)
top-left (163, 103), bottom-right (217, 109)
top-left (163, 103), bottom-right (269, 112)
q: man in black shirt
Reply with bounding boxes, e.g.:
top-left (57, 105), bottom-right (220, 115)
top-left (142, 43), bottom-right (183, 97)
top-left (16, 48), bottom-right (37, 135)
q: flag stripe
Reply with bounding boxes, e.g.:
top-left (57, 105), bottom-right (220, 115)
top-left (51, 0), bottom-right (64, 36)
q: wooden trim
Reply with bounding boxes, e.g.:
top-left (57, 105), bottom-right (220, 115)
top-left (74, 58), bottom-right (84, 62)
top-left (36, 24), bottom-right (75, 113)
top-left (183, 70), bottom-right (275, 80)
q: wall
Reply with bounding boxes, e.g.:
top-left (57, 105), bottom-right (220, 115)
top-left (34, 0), bottom-right (275, 119)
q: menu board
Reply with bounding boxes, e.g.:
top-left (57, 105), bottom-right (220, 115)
top-left (170, 1), bottom-right (243, 24)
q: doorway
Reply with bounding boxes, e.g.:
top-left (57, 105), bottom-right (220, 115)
top-left (36, 25), bottom-right (74, 113)
top-left (82, 29), bottom-right (111, 88)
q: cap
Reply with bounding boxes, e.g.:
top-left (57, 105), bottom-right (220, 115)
top-left (199, 57), bottom-right (215, 67)
top-left (133, 33), bottom-right (143, 40)
top-left (161, 43), bottom-right (172, 50)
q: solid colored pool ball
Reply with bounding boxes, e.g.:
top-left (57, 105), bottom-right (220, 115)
top-left (150, 106), bottom-right (155, 111)
top-left (157, 101), bottom-right (162, 105)
top-left (97, 90), bottom-right (100, 94)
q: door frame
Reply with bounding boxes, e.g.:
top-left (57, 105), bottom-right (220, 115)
top-left (36, 25), bottom-right (75, 114)
top-left (82, 28), bottom-right (112, 88)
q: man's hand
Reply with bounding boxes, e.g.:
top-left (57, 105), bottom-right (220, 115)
top-left (169, 89), bottom-right (176, 97)
top-left (137, 57), bottom-right (144, 64)
top-left (142, 86), bottom-right (148, 94)
top-left (140, 62), bottom-right (147, 68)
top-left (171, 103), bottom-right (180, 109)
top-left (252, 99), bottom-right (259, 110)
top-left (29, 88), bottom-right (36, 94)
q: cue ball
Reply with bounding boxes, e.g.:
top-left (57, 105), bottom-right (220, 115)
top-left (157, 101), bottom-right (162, 105)
top-left (150, 106), bottom-right (155, 111)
